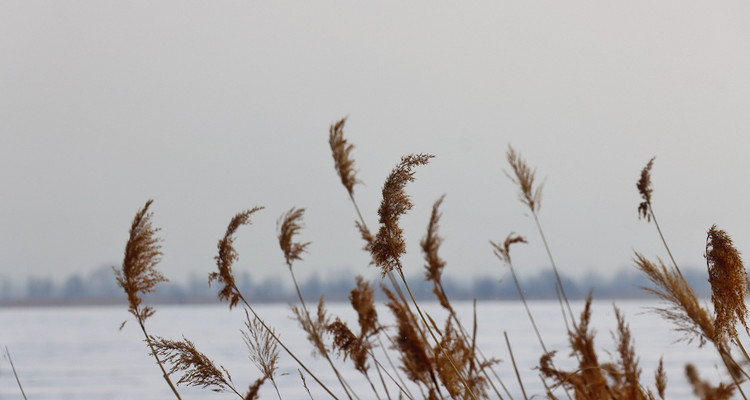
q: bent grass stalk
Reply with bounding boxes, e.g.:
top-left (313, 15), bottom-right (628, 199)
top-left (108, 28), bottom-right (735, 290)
top-left (277, 207), bottom-right (356, 400)
top-left (505, 145), bottom-right (577, 332)
top-left (113, 200), bottom-right (182, 400)
top-left (209, 207), bottom-right (340, 399)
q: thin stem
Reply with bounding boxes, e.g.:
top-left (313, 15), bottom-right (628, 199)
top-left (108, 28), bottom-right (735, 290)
top-left (135, 315), bottom-right (183, 400)
top-left (648, 204), bottom-right (683, 277)
top-left (288, 265), bottom-right (356, 400)
top-left (716, 344), bottom-right (748, 400)
top-left (506, 259), bottom-right (547, 354)
top-left (270, 378), bottom-right (283, 400)
top-left (238, 293), bottom-right (340, 400)
top-left (5, 346), bottom-right (28, 400)
top-left (532, 212), bottom-right (576, 331)
top-left (504, 332), bottom-right (528, 400)
top-left (372, 352), bottom-right (393, 400)
top-left (377, 335), bottom-right (415, 400)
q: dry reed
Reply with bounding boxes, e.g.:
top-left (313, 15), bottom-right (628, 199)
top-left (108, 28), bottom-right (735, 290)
top-left (505, 145), bottom-right (576, 332)
top-left (706, 225), bottom-right (750, 342)
top-left (371, 153), bottom-right (433, 277)
top-left (107, 118), bottom-right (750, 400)
top-left (114, 200), bottom-right (182, 399)
top-left (209, 207), bottom-right (264, 309)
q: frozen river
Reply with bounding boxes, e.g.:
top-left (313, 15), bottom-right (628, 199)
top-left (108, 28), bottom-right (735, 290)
top-left (0, 300), bottom-right (735, 399)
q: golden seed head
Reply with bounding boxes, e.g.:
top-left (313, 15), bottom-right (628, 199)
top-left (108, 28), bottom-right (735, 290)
top-left (505, 145), bottom-right (543, 213)
top-left (372, 153), bottom-right (434, 276)
top-left (706, 225), bottom-right (749, 341)
top-left (421, 194), bottom-right (447, 284)
top-left (277, 207), bottom-right (311, 268)
top-left (114, 199), bottom-right (167, 320)
top-left (329, 117), bottom-right (361, 197)
top-left (209, 207), bottom-right (264, 309)
top-left (150, 335), bottom-right (233, 391)
top-left (637, 157), bottom-right (655, 221)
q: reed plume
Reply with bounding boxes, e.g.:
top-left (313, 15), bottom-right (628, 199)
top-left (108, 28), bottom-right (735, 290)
top-left (211, 207), bottom-right (339, 400)
top-left (278, 207), bottom-right (312, 268)
top-left (685, 363), bottom-right (735, 400)
top-left (329, 116), bottom-right (360, 198)
top-left (505, 145), bottom-right (543, 212)
top-left (243, 310), bottom-right (281, 399)
top-left (383, 286), bottom-right (433, 388)
top-left (505, 145), bottom-right (576, 331)
top-left (278, 207), bottom-right (355, 399)
top-left (635, 157), bottom-right (682, 277)
top-left (633, 253), bottom-right (715, 346)
top-left (612, 306), bottom-right (647, 399)
top-left (422, 194), bottom-right (446, 285)
top-left (371, 153), bottom-right (433, 277)
top-left (209, 207), bottom-right (264, 309)
top-left (349, 276), bottom-right (379, 339)
top-left (150, 335), bottom-right (266, 399)
top-left (115, 199), bottom-right (167, 321)
top-left (435, 320), bottom-right (490, 399)
top-left (421, 194), bottom-right (450, 310)
top-left (637, 157), bottom-right (655, 222)
top-left (114, 200), bottom-right (182, 399)
top-left (635, 253), bottom-right (749, 398)
top-left (655, 357), bottom-right (667, 400)
top-left (539, 294), bottom-right (611, 399)
top-left (706, 225), bottom-right (750, 341)
top-left (327, 319), bottom-right (370, 374)
top-left (291, 296), bottom-right (331, 358)
top-left (150, 336), bottom-right (235, 392)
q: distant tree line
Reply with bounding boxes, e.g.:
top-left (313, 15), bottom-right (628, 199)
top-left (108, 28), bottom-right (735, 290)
top-left (0, 265), bottom-right (711, 306)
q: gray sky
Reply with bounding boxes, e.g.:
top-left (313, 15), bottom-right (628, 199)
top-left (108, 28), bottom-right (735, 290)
top-left (2, 1), bottom-right (750, 287)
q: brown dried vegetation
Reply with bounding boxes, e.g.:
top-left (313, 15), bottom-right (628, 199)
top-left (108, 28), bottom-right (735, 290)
top-left (114, 118), bottom-right (750, 400)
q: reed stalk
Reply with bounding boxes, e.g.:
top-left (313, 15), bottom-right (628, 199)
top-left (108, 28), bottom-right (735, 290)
top-left (5, 346), bottom-right (27, 400)
top-left (277, 207), bottom-right (357, 400)
top-left (113, 200), bottom-right (182, 400)
top-left (504, 332), bottom-right (528, 400)
top-left (209, 207), bottom-right (340, 399)
top-left (505, 145), bottom-right (577, 331)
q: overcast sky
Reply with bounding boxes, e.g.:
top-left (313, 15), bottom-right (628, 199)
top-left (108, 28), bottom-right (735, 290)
top-left (2, 1), bottom-right (750, 287)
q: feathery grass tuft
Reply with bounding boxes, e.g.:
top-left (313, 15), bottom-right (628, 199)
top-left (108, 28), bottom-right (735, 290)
top-left (209, 207), bottom-right (264, 309)
top-left (655, 357), bottom-right (667, 400)
top-left (706, 224), bottom-right (749, 341)
top-left (329, 117), bottom-right (361, 198)
top-left (421, 194), bottom-right (446, 284)
top-left (278, 207), bottom-right (311, 268)
top-left (505, 145), bottom-right (543, 213)
top-left (349, 275), bottom-right (379, 340)
top-left (243, 312), bottom-right (280, 380)
top-left (114, 199), bottom-right (166, 321)
top-left (242, 310), bottom-right (281, 399)
top-left (634, 253), bottom-right (715, 346)
top-left (685, 363), bottom-right (735, 400)
top-left (371, 153), bottom-right (434, 277)
top-left (383, 286), bottom-right (433, 387)
top-left (637, 157), bottom-right (655, 221)
top-left (291, 296), bottom-right (331, 358)
top-left (150, 336), bottom-right (234, 392)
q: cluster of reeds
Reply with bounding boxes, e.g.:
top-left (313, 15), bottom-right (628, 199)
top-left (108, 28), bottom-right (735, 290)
top-left (111, 117), bottom-right (750, 400)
